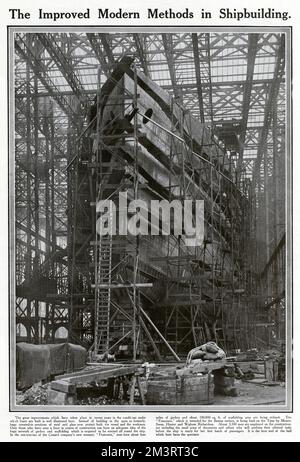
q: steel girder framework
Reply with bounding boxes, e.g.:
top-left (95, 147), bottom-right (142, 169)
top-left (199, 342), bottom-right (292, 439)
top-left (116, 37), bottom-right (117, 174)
top-left (13, 31), bottom-right (287, 347)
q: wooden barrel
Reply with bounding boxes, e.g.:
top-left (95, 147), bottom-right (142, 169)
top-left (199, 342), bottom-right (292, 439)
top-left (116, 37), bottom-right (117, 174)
top-left (146, 373), bottom-right (214, 405)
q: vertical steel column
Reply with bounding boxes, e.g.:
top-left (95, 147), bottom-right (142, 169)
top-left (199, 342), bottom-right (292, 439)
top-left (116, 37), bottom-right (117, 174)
top-left (33, 76), bottom-right (40, 343)
top-left (25, 61), bottom-right (32, 342)
top-left (272, 106), bottom-right (280, 339)
top-left (132, 64), bottom-right (140, 360)
top-left (50, 103), bottom-right (56, 341)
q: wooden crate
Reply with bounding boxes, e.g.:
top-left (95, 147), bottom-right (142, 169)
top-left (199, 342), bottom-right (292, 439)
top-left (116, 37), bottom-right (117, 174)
top-left (146, 373), bottom-right (214, 405)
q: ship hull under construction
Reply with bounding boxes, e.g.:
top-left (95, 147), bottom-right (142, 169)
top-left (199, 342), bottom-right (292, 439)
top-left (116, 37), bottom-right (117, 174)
top-left (69, 57), bottom-right (253, 360)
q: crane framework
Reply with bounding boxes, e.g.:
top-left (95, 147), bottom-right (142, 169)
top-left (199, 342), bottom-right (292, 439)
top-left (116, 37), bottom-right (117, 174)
top-left (13, 31), bottom-right (287, 357)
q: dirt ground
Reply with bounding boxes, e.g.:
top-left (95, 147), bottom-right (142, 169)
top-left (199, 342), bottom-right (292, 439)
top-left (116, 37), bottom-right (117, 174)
top-left (213, 380), bottom-right (286, 406)
top-left (16, 379), bottom-right (286, 406)
top-left (16, 359), bottom-right (286, 407)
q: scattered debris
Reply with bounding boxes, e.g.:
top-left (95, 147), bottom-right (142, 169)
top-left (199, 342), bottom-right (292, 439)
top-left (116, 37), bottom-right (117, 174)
top-left (235, 348), bottom-right (259, 361)
top-left (16, 382), bottom-right (49, 405)
top-left (76, 395), bottom-right (128, 405)
top-left (241, 370), bottom-right (255, 380)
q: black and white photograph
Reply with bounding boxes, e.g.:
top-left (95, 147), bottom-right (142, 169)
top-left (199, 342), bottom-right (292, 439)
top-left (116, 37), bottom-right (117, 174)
top-left (9, 28), bottom-right (291, 411)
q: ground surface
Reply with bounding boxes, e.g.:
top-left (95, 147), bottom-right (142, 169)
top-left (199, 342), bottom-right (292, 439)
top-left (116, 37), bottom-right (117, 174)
top-left (213, 380), bottom-right (286, 406)
top-left (15, 359), bottom-right (286, 406)
top-left (16, 378), bottom-right (286, 406)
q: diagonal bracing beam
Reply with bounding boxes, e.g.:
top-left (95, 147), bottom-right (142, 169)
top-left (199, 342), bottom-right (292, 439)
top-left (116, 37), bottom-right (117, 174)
top-left (15, 35), bottom-right (79, 127)
top-left (252, 34), bottom-right (285, 189)
top-left (133, 34), bottom-right (149, 77)
top-left (99, 34), bottom-right (115, 68)
top-left (236, 34), bottom-right (259, 179)
top-left (205, 33), bottom-right (214, 125)
top-left (161, 34), bottom-right (181, 101)
top-left (36, 33), bottom-right (88, 106)
top-left (192, 33), bottom-right (205, 123)
top-left (86, 33), bottom-right (110, 75)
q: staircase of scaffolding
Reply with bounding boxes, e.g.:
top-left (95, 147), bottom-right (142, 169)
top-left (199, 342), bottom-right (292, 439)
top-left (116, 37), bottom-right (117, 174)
top-left (92, 65), bottom-right (140, 358)
top-left (94, 213), bottom-right (113, 356)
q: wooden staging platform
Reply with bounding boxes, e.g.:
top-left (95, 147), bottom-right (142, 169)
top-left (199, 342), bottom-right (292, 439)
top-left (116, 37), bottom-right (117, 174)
top-left (49, 363), bottom-right (145, 405)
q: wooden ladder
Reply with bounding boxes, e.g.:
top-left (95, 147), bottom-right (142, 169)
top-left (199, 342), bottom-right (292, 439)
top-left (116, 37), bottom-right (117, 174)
top-left (94, 211), bottom-right (113, 355)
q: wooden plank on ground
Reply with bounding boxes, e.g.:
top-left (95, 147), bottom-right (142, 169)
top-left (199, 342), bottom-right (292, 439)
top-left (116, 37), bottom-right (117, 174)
top-left (65, 365), bottom-right (139, 384)
top-left (51, 380), bottom-right (76, 394)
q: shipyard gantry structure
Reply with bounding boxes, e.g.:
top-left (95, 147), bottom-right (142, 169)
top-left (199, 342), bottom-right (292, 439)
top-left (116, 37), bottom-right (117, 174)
top-left (14, 32), bottom-right (287, 359)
